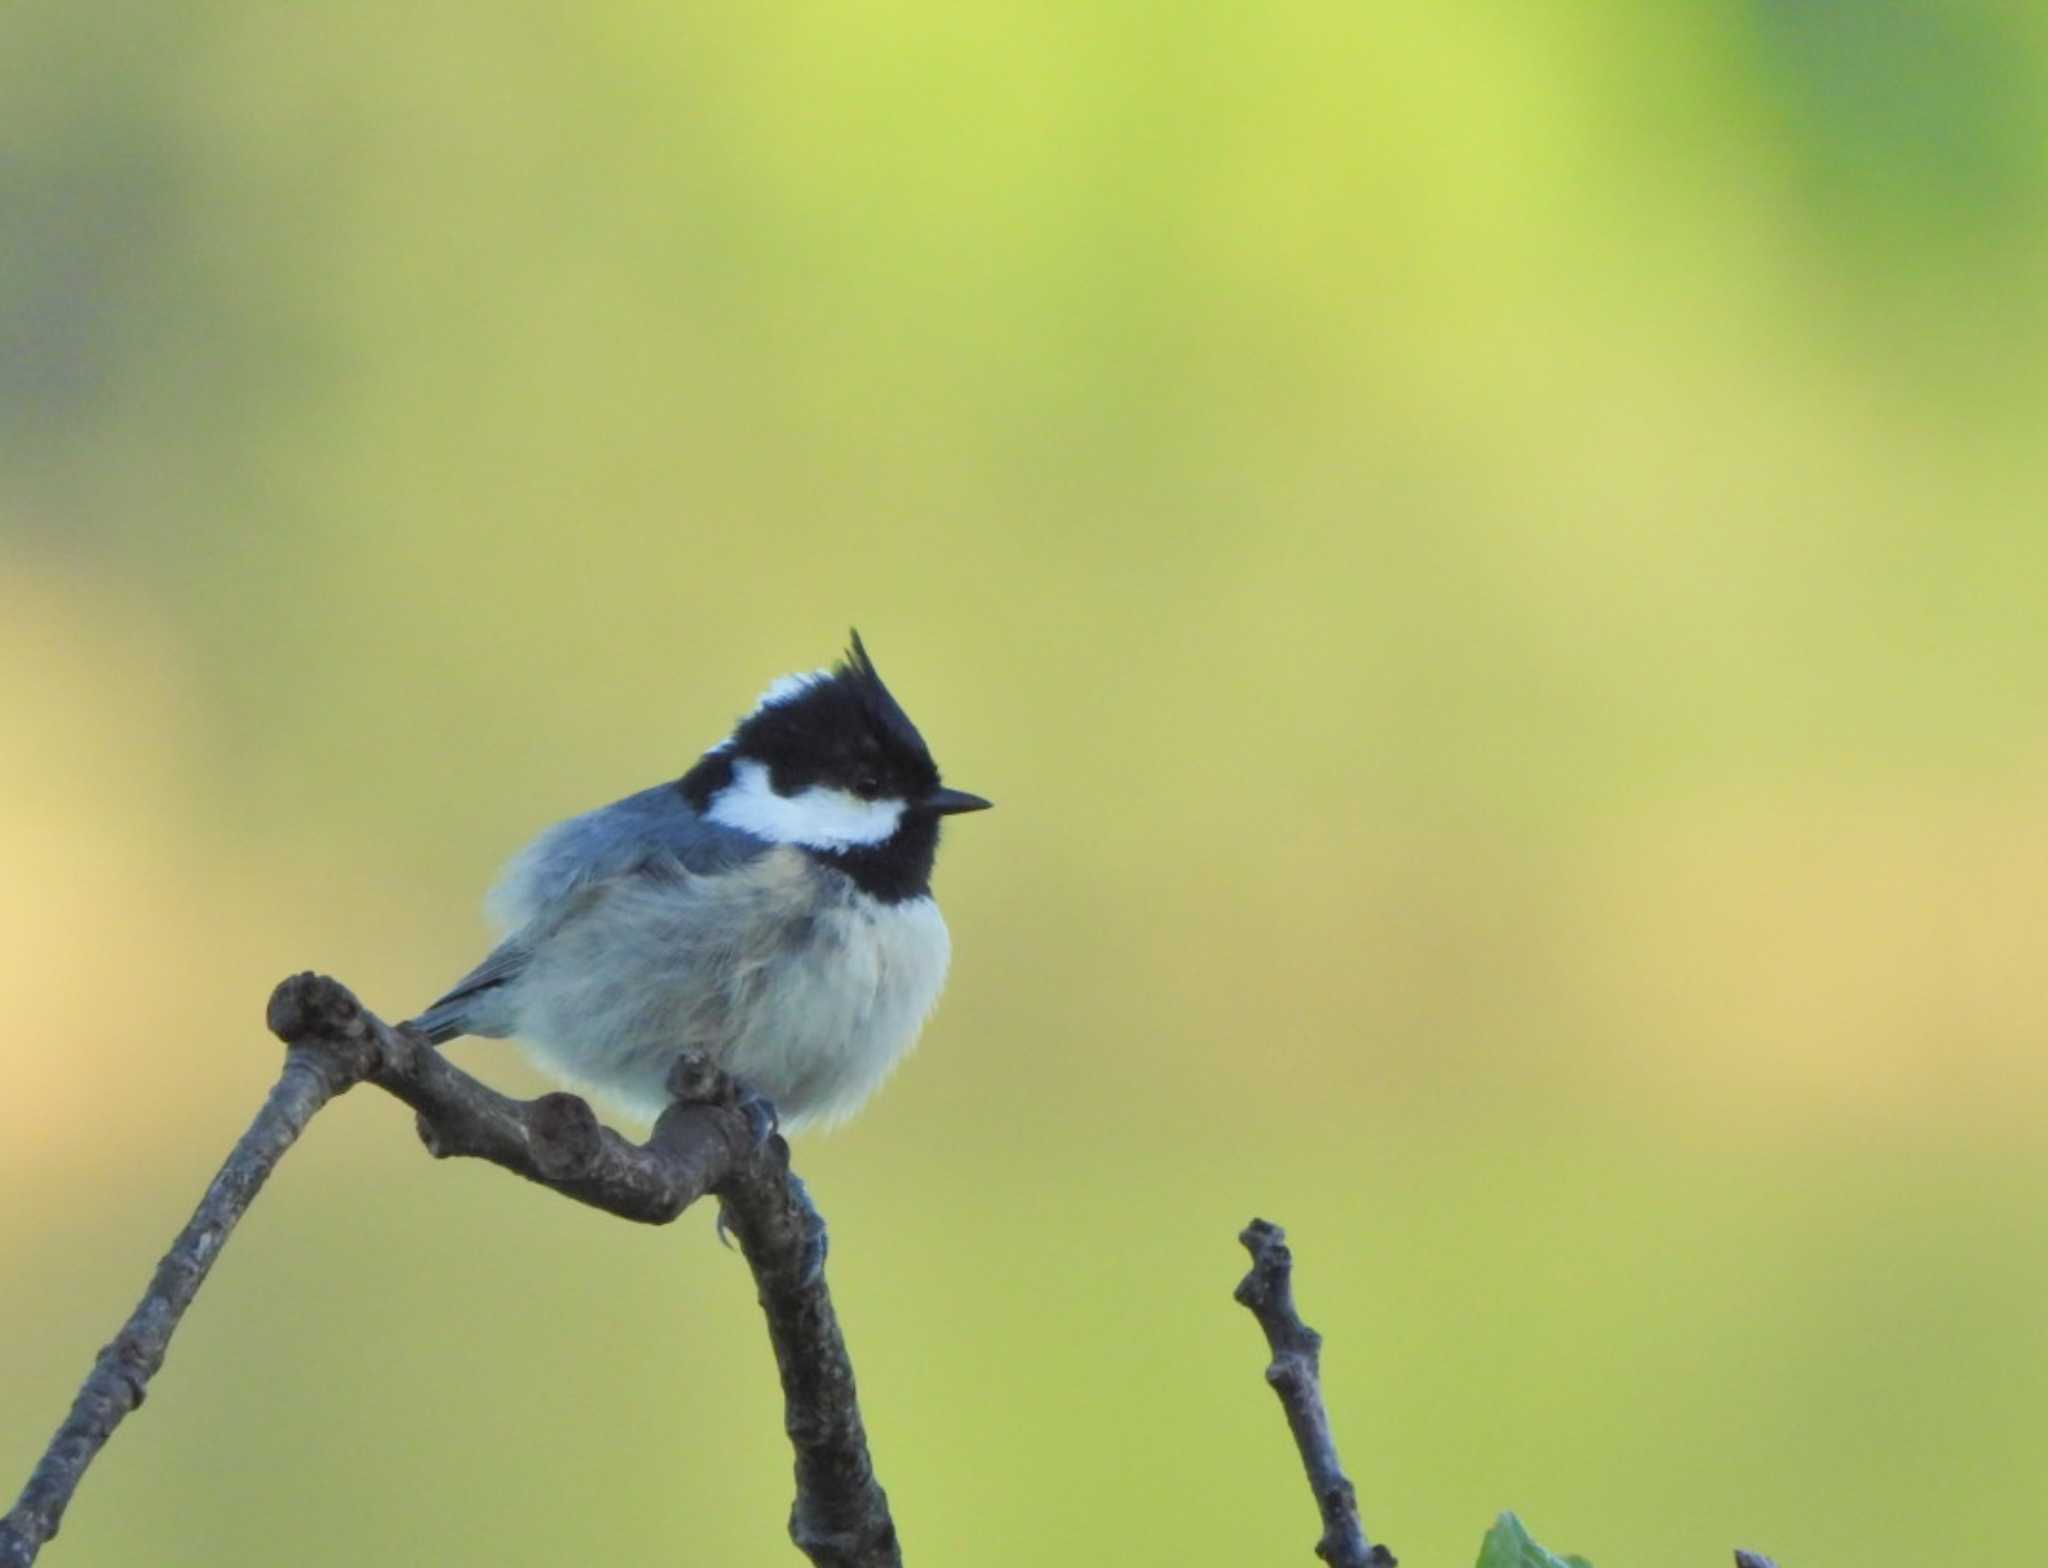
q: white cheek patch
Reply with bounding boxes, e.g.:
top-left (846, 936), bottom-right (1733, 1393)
top-left (707, 759), bottom-right (906, 850)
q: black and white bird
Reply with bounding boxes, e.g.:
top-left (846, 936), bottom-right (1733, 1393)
top-left (409, 633), bottom-right (990, 1130)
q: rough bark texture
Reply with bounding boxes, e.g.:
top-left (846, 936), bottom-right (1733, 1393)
top-left (0, 973), bottom-right (899, 1568)
top-left (721, 1169), bottom-right (897, 1567)
top-left (1235, 1218), bottom-right (1393, 1568)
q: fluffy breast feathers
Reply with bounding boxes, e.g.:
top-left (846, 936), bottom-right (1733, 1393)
top-left (487, 833), bottom-right (952, 1128)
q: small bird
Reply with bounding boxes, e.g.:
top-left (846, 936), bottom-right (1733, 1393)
top-left (409, 633), bottom-right (990, 1131)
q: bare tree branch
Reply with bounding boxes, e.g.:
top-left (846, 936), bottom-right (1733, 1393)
top-left (0, 1021), bottom-right (370, 1568)
top-left (721, 1160), bottom-right (897, 1566)
top-left (1, 973), bottom-right (899, 1568)
top-left (1235, 1218), bottom-right (1393, 1568)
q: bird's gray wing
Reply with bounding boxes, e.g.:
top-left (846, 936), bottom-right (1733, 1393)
top-left (409, 781), bottom-right (771, 1044)
top-left (506, 782), bottom-right (771, 907)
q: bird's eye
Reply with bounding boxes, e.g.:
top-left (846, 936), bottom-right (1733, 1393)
top-left (853, 772), bottom-right (883, 798)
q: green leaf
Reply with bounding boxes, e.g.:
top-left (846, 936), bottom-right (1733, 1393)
top-left (1474, 1511), bottom-right (1594, 1568)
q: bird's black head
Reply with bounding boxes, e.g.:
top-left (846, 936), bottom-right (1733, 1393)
top-left (679, 632), bottom-right (990, 901)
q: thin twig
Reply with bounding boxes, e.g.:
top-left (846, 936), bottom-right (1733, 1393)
top-left (1235, 1218), bottom-right (1392, 1568)
top-left (1, 973), bottom-right (899, 1568)
top-left (0, 1002), bottom-right (375, 1568)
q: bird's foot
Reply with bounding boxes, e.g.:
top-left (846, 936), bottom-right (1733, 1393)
top-left (664, 1054), bottom-right (780, 1151)
top-left (788, 1171), bottom-right (829, 1285)
top-left (711, 1083), bottom-right (786, 1252)
top-left (733, 1082), bottom-right (781, 1151)
top-left (716, 1174), bottom-right (828, 1282)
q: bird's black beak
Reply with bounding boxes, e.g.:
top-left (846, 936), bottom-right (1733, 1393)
top-left (925, 787), bottom-right (993, 816)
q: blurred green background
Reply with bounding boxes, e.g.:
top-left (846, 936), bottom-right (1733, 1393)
top-left (5, 3), bottom-right (2046, 1564)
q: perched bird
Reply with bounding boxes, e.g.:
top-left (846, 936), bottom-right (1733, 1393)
top-left (409, 633), bottom-right (990, 1131)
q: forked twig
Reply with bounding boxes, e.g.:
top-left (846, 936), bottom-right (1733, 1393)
top-left (0, 974), bottom-right (898, 1568)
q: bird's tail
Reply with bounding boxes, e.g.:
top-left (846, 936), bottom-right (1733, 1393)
top-left (409, 939), bottom-right (528, 1045)
top-left (403, 1004), bottom-right (469, 1045)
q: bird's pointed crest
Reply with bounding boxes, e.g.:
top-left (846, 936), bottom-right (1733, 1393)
top-left (833, 628), bottom-right (926, 756)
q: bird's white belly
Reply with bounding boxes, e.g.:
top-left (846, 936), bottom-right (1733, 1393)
top-left (508, 864), bottom-right (951, 1129)
top-left (732, 894), bottom-right (952, 1127)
